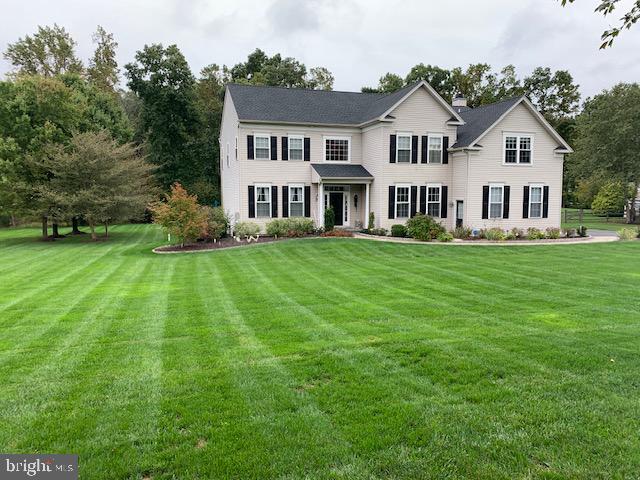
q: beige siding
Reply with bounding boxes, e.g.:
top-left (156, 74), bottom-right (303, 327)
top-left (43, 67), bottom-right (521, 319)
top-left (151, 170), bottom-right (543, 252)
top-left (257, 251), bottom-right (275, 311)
top-left (464, 103), bottom-right (564, 231)
top-left (219, 90), bottom-right (240, 223)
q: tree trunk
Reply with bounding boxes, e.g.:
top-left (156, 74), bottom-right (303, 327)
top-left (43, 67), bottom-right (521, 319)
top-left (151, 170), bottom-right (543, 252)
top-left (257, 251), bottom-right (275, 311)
top-left (42, 216), bottom-right (48, 239)
top-left (10, 214), bottom-right (16, 227)
top-left (71, 217), bottom-right (83, 234)
top-left (88, 222), bottom-right (97, 241)
top-left (104, 223), bottom-right (108, 238)
top-left (52, 223), bottom-right (60, 237)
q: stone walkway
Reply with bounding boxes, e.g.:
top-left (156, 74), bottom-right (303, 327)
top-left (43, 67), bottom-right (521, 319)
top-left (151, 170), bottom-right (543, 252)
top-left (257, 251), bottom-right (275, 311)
top-left (353, 231), bottom-right (619, 246)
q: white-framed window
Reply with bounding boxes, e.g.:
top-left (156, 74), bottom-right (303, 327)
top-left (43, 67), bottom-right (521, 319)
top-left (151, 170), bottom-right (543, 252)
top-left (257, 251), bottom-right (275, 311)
top-left (504, 133), bottom-right (533, 164)
top-left (428, 134), bottom-right (443, 164)
top-left (529, 184), bottom-right (543, 218)
top-left (396, 133), bottom-right (411, 163)
top-left (254, 134), bottom-right (271, 160)
top-left (288, 135), bottom-right (304, 161)
top-left (255, 184), bottom-right (271, 218)
top-left (289, 184), bottom-right (304, 217)
top-left (324, 136), bottom-right (350, 162)
top-left (427, 184), bottom-right (441, 217)
top-left (489, 184), bottom-right (504, 219)
top-left (396, 184), bottom-right (411, 218)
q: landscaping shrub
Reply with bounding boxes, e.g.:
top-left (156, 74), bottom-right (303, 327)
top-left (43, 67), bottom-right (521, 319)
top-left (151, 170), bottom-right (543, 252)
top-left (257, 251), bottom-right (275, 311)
top-left (266, 219), bottom-right (288, 237)
top-left (510, 227), bottom-right (525, 239)
top-left (406, 214), bottom-right (445, 241)
top-left (321, 229), bottom-right (353, 237)
top-left (151, 183), bottom-right (207, 247)
top-left (476, 229), bottom-right (486, 239)
top-left (505, 231), bottom-right (517, 240)
top-left (324, 207), bottom-right (335, 231)
top-left (577, 225), bottom-right (588, 237)
top-left (368, 211), bottom-right (375, 230)
top-left (391, 224), bottom-right (407, 237)
top-left (437, 231), bottom-right (454, 242)
top-left (617, 228), bottom-right (637, 240)
top-left (266, 218), bottom-right (315, 237)
top-left (545, 227), bottom-right (561, 239)
top-left (453, 226), bottom-right (472, 239)
top-left (369, 228), bottom-right (387, 236)
top-left (201, 206), bottom-right (229, 241)
top-left (234, 221), bottom-right (260, 237)
top-left (484, 228), bottom-right (506, 241)
top-left (526, 227), bottom-right (545, 240)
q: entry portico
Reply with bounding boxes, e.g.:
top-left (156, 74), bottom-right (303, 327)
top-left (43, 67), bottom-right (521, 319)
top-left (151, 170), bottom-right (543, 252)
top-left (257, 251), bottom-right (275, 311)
top-left (312, 164), bottom-right (373, 229)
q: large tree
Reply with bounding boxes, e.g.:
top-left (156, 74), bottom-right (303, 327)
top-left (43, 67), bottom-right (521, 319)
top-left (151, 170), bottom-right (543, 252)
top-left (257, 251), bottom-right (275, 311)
top-left (124, 44), bottom-right (213, 200)
top-left (87, 26), bottom-right (119, 92)
top-left (37, 131), bottom-right (155, 240)
top-left (567, 83), bottom-right (640, 221)
top-left (3, 24), bottom-right (83, 77)
top-left (560, 0), bottom-right (640, 48)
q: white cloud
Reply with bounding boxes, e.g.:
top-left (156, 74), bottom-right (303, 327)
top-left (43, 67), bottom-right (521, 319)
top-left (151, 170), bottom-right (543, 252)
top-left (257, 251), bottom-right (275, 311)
top-left (0, 0), bottom-right (638, 98)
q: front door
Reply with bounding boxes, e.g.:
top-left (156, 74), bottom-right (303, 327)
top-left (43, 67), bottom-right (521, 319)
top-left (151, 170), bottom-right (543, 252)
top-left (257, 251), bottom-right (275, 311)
top-left (456, 200), bottom-right (464, 228)
top-left (329, 192), bottom-right (344, 226)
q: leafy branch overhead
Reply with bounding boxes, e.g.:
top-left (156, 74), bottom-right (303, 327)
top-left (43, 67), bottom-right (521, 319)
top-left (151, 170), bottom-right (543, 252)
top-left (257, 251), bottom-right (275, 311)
top-left (560, 0), bottom-right (640, 48)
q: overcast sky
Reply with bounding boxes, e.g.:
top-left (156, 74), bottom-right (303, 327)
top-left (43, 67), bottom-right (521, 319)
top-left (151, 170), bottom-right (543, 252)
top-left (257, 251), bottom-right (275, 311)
top-left (1, 0), bottom-right (639, 100)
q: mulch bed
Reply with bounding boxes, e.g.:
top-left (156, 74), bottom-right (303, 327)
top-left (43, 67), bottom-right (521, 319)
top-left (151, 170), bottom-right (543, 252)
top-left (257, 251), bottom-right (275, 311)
top-left (153, 234), bottom-right (327, 253)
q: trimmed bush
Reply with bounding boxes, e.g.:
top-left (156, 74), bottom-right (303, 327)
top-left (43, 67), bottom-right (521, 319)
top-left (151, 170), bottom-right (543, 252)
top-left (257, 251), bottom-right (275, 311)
top-left (324, 207), bottom-right (335, 232)
top-left (577, 225), bottom-right (588, 237)
top-left (505, 231), bottom-right (517, 240)
top-left (266, 219), bottom-right (288, 237)
top-left (453, 226), bottom-right (472, 239)
top-left (485, 228), bottom-right (506, 241)
top-left (321, 229), bottom-right (353, 237)
top-left (545, 227), bottom-right (561, 239)
top-left (437, 231), bottom-right (454, 242)
top-left (369, 228), bottom-right (387, 236)
top-left (526, 227), bottom-right (545, 240)
top-left (617, 228), bottom-right (637, 240)
top-left (201, 206), bottom-right (229, 241)
top-left (391, 224), bottom-right (407, 237)
top-left (234, 221), bottom-right (260, 237)
top-left (266, 218), bottom-right (315, 237)
top-left (406, 214), bottom-right (445, 241)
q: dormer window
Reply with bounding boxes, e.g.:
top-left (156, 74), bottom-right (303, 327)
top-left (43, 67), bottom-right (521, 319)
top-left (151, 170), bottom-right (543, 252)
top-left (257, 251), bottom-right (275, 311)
top-left (396, 134), bottom-right (411, 163)
top-left (504, 133), bottom-right (532, 164)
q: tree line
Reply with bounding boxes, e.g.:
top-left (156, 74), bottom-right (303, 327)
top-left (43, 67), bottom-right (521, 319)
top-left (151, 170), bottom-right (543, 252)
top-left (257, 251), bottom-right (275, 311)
top-left (0, 24), bottom-right (638, 238)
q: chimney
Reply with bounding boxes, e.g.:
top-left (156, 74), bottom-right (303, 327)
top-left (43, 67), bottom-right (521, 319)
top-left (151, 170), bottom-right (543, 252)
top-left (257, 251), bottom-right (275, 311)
top-left (452, 93), bottom-right (467, 108)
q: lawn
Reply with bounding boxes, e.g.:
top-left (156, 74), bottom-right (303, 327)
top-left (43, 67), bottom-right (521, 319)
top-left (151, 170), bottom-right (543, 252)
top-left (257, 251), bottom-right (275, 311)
top-left (1, 224), bottom-right (639, 479)
top-left (561, 207), bottom-right (630, 231)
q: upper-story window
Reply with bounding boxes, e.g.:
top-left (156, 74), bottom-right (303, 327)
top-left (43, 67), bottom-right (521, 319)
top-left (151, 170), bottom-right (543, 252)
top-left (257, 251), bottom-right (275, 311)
top-left (324, 136), bottom-right (350, 162)
top-left (288, 135), bottom-right (304, 161)
top-left (428, 135), bottom-right (443, 164)
top-left (254, 134), bottom-right (271, 160)
top-left (396, 134), bottom-right (411, 163)
top-left (504, 133), bottom-right (532, 164)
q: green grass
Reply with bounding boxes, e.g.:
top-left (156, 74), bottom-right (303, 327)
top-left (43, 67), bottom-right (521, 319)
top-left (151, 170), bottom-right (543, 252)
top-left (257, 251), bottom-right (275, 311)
top-left (1, 224), bottom-right (639, 479)
top-left (561, 207), bottom-right (629, 231)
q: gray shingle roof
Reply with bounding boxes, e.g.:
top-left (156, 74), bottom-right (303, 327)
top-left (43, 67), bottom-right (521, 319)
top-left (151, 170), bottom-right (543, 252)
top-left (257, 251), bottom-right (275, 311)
top-left (453, 96), bottom-right (523, 148)
top-left (312, 164), bottom-right (373, 178)
top-left (227, 82), bottom-right (418, 126)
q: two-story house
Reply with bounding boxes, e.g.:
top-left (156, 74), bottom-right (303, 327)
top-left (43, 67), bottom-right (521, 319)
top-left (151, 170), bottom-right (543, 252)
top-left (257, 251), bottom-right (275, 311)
top-left (219, 80), bottom-right (572, 232)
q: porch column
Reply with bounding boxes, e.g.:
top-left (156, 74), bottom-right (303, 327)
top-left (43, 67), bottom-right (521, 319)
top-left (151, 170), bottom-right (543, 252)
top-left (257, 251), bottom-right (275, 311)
top-left (365, 182), bottom-right (370, 228)
top-left (317, 182), bottom-right (324, 228)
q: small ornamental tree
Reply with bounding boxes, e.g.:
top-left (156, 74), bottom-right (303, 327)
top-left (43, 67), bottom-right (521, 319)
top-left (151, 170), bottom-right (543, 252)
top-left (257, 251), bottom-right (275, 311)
top-left (151, 183), bottom-right (206, 247)
top-left (324, 207), bottom-right (335, 232)
top-left (591, 181), bottom-right (628, 216)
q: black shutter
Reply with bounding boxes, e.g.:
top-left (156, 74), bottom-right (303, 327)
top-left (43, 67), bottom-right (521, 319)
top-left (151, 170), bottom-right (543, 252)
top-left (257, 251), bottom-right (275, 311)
top-left (304, 138), bottom-right (310, 161)
top-left (421, 136), bottom-right (428, 163)
top-left (389, 135), bottom-right (396, 163)
top-left (271, 186), bottom-right (278, 217)
top-left (304, 186), bottom-right (311, 217)
top-left (522, 186), bottom-right (530, 219)
top-left (482, 186), bottom-right (489, 219)
top-left (411, 136), bottom-right (418, 164)
top-left (282, 137), bottom-right (288, 161)
top-left (503, 185), bottom-right (510, 219)
top-left (282, 186), bottom-right (289, 217)
top-left (248, 186), bottom-right (255, 218)
top-left (410, 186), bottom-right (418, 217)
top-left (441, 186), bottom-right (448, 218)
top-left (419, 186), bottom-right (427, 214)
top-left (388, 186), bottom-right (395, 219)
top-left (270, 136), bottom-right (277, 160)
top-left (543, 186), bottom-right (549, 218)
top-left (442, 136), bottom-right (449, 164)
top-left (247, 135), bottom-right (254, 160)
